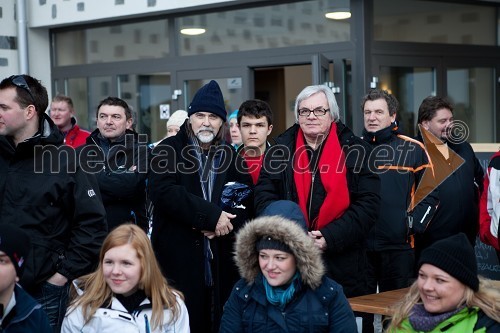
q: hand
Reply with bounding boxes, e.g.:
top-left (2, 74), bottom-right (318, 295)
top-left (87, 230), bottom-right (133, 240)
top-left (308, 230), bottom-right (327, 251)
top-left (47, 272), bottom-right (68, 286)
top-left (202, 230), bottom-right (216, 239)
top-left (215, 211), bottom-right (236, 237)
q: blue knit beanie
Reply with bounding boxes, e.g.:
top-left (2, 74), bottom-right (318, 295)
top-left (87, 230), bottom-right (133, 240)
top-left (261, 200), bottom-right (307, 232)
top-left (228, 109), bottom-right (238, 121)
top-left (188, 80), bottom-right (227, 121)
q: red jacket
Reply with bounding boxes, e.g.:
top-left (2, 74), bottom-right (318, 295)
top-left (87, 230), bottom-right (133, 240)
top-left (479, 151), bottom-right (500, 250)
top-left (64, 123), bottom-right (90, 148)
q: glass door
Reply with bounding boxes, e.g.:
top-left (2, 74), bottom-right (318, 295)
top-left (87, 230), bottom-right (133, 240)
top-left (372, 55), bottom-right (438, 137)
top-left (446, 66), bottom-right (496, 143)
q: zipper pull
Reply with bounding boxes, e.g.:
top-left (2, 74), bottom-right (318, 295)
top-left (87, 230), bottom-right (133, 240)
top-left (419, 206), bottom-right (431, 224)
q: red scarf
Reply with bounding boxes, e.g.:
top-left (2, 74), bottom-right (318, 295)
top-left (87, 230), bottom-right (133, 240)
top-left (293, 123), bottom-right (350, 230)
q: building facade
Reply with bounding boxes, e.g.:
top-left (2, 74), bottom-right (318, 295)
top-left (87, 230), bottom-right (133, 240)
top-left (0, 0), bottom-right (499, 145)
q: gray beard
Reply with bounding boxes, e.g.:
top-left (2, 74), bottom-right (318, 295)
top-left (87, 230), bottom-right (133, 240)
top-left (197, 132), bottom-right (215, 143)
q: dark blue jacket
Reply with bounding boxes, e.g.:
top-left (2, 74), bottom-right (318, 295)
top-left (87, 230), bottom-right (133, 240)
top-left (219, 274), bottom-right (356, 333)
top-left (1, 285), bottom-right (52, 332)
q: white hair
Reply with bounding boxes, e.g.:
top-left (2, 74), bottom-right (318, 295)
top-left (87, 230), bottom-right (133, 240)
top-left (294, 85), bottom-right (340, 122)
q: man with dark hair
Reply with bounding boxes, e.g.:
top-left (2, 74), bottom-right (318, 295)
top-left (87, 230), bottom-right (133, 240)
top-left (149, 80), bottom-right (253, 333)
top-left (236, 99), bottom-right (273, 184)
top-left (361, 89), bottom-right (438, 332)
top-left (50, 94), bottom-right (90, 148)
top-left (0, 74), bottom-right (107, 332)
top-left (79, 96), bottom-right (150, 232)
top-left (415, 95), bottom-right (483, 258)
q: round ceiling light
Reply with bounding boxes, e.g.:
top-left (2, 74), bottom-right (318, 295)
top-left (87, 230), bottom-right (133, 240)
top-left (180, 28), bottom-right (206, 36)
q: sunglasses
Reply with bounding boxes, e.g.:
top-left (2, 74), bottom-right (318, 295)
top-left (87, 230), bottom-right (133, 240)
top-left (9, 75), bottom-right (35, 104)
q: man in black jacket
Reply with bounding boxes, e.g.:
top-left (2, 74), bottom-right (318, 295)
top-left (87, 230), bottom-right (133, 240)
top-left (362, 89), bottom-right (438, 295)
top-left (0, 74), bottom-right (107, 332)
top-left (79, 97), bottom-right (150, 233)
top-left (255, 85), bottom-right (380, 299)
top-left (415, 96), bottom-right (484, 260)
top-left (149, 80), bottom-right (253, 333)
top-left (361, 89), bottom-right (439, 332)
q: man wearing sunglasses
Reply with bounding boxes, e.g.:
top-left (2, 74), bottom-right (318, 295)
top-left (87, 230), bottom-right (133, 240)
top-left (0, 74), bottom-right (107, 332)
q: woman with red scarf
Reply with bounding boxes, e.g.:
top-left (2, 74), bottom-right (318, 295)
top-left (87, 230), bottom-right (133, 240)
top-left (255, 85), bottom-right (380, 300)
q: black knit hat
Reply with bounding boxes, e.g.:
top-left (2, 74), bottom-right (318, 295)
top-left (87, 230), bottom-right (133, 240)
top-left (418, 233), bottom-right (479, 291)
top-left (0, 224), bottom-right (31, 278)
top-left (188, 80), bottom-right (227, 121)
top-left (256, 235), bottom-right (292, 254)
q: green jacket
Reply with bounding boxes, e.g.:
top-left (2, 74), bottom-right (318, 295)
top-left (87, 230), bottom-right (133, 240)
top-left (397, 307), bottom-right (498, 332)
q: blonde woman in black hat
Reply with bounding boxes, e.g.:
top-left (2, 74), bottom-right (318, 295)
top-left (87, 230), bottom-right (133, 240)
top-left (386, 233), bottom-right (500, 332)
top-left (219, 215), bottom-right (357, 332)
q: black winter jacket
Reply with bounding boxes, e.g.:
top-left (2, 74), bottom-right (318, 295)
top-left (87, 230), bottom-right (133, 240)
top-left (149, 123), bottom-right (253, 333)
top-left (255, 122), bottom-right (380, 297)
top-left (0, 115), bottom-right (107, 291)
top-left (414, 134), bottom-right (483, 255)
top-left (79, 129), bottom-right (150, 232)
top-left (362, 125), bottom-right (439, 251)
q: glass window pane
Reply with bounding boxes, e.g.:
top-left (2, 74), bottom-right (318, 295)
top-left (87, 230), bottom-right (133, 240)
top-left (378, 66), bottom-right (436, 137)
top-left (374, 0), bottom-right (497, 46)
top-left (87, 76), bottom-right (113, 130)
top-left (65, 77), bottom-right (90, 131)
top-left (447, 68), bottom-right (495, 143)
top-left (118, 73), bottom-right (172, 142)
top-left (178, 0), bottom-right (350, 56)
top-left (54, 19), bottom-right (169, 66)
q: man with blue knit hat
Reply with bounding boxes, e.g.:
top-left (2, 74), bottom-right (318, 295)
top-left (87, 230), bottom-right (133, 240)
top-left (0, 224), bottom-right (51, 332)
top-left (149, 80), bottom-right (253, 333)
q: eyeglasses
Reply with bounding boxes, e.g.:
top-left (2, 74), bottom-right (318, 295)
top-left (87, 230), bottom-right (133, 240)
top-left (9, 75), bottom-right (35, 104)
top-left (298, 107), bottom-right (330, 117)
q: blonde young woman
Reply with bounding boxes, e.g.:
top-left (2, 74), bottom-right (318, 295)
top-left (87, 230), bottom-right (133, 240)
top-left (387, 233), bottom-right (500, 332)
top-left (61, 224), bottom-right (189, 332)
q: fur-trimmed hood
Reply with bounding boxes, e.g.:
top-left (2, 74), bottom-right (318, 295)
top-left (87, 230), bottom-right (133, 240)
top-left (235, 215), bottom-right (325, 289)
